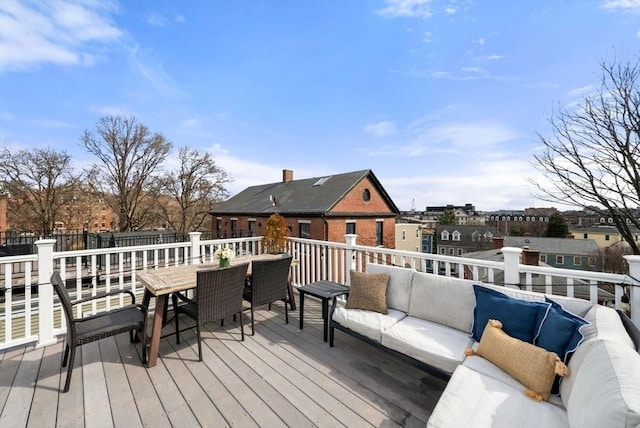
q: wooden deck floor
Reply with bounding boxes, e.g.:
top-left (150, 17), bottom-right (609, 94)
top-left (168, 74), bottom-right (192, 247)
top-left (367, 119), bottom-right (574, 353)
top-left (0, 296), bottom-right (446, 427)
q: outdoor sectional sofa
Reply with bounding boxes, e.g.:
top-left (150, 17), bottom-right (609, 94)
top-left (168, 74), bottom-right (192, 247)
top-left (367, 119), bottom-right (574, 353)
top-left (328, 264), bottom-right (640, 428)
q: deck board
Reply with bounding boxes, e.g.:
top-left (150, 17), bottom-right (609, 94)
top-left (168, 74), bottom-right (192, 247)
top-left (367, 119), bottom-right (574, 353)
top-left (0, 296), bottom-right (445, 427)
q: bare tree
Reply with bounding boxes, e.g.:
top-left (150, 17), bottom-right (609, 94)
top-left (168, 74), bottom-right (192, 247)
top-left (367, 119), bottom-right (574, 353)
top-left (531, 54), bottom-right (640, 254)
top-left (0, 146), bottom-right (79, 234)
top-left (158, 147), bottom-right (230, 234)
top-left (81, 116), bottom-right (172, 232)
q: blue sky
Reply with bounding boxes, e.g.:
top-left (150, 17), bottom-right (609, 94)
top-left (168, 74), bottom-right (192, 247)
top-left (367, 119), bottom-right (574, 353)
top-left (1, 0), bottom-right (639, 212)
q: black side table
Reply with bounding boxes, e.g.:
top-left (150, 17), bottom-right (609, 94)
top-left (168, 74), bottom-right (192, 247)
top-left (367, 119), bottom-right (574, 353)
top-left (298, 280), bottom-right (349, 342)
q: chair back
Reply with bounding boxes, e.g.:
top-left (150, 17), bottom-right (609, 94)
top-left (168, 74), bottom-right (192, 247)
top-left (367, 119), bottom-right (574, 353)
top-left (50, 271), bottom-right (75, 335)
top-left (196, 263), bottom-right (249, 325)
top-left (249, 256), bottom-right (293, 306)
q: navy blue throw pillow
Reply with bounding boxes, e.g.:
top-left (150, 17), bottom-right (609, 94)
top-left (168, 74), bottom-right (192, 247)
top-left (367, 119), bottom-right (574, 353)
top-left (536, 297), bottom-right (589, 362)
top-left (472, 285), bottom-right (550, 343)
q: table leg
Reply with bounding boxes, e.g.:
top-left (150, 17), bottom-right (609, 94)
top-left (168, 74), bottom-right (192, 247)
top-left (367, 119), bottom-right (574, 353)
top-left (147, 294), bottom-right (166, 368)
top-left (322, 299), bottom-right (329, 342)
top-left (299, 292), bottom-right (305, 329)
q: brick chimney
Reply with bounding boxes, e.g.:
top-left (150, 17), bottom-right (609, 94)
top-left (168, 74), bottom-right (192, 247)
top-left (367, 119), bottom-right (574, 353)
top-left (522, 247), bottom-right (540, 266)
top-left (283, 169), bottom-right (293, 183)
top-left (493, 236), bottom-right (504, 249)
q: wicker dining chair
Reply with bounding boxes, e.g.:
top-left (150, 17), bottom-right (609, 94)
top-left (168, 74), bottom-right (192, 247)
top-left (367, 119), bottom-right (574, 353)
top-left (243, 256), bottom-right (293, 335)
top-left (50, 271), bottom-right (147, 393)
top-left (172, 263), bottom-right (249, 361)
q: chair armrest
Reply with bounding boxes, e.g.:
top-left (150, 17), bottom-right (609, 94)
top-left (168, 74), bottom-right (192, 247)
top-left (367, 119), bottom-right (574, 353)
top-left (72, 303), bottom-right (147, 323)
top-left (71, 289), bottom-right (137, 306)
top-left (172, 291), bottom-right (195, 305)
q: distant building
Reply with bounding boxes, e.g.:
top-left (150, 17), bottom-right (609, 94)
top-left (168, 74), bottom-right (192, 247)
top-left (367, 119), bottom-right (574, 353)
top-left (395, 223), bottom-right (434, 254)
top-left (569, 225), bottom-right (639, 249)
top-left (435, 224), bottom-right (497, 257)
top-left (209, 169), bottom-right (400, 247)
top-left (424, 203), bottom-right (486, 226)
top-left (485, 207), bottom-right (558, 236)
top-left (500, 236), bottom-right (603, 271)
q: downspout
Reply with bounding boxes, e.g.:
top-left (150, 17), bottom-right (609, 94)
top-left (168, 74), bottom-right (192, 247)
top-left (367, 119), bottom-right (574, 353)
top-left (321, 213), bottom-right (328, 241)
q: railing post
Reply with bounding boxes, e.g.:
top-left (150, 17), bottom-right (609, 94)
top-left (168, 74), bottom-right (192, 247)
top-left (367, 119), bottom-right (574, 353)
top-left (502, 247), bottom-right (522, 289)
top-left (189, 232), bottom-right (202, 265)
top-left (35, 239), bottom-right (58, 348)
top-left (623, 255), bottom-right (640, 329)
top-left (345, 234), bottom-right (357, 286)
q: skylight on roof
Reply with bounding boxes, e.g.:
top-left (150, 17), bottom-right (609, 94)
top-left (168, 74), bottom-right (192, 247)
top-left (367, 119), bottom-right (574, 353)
top-left (313, 176), bottom-right (330, 186)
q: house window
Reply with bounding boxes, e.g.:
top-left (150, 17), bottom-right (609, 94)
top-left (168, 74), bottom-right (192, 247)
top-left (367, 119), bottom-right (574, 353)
top-left (452, 231), bottom-right (460, 241)
top-left (376, 221), bottom-right (383, 246)
top-left (588, 256), bottom-right (596, 266)
top-left (472, 231), bottom-right (479, 241)
top-left (416, 229), bottom-right (419, 238)
top-left (540, 254), bottom-right (547, 263)
top-left (556, 255), bottom-right (564, 265)
top-left (299, 223), bottom-right (310, 239)
top-left (402, 230), bottom-right (406, 241)
top-left (231, 219), bottom-right (237, 238)
top-left (605, 235), bottom-right (610, 241)
top-left (448, 248), bottom-right (454, 255)
top-left (583, 233), bottom-right (588, 239)
top-left (457, 248), bottom-right (463, 256)
top-left (440, 247), bottom-right (446, 254)
top-left (574, 256), bottom-right (582, 266)
top-left (346, 221), bottom-right (356, 235)
top-left (441, 231), bottom-right (450, 241)
top-left (216, 218), bottom-right (222, 231)
top-left (248, 220), bottom-right (256, 236)
top-left (362, 189), bottom-right (371, 202)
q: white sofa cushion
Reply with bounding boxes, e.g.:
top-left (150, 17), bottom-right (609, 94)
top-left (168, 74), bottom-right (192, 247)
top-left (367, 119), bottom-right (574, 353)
top-left (427, 365), bottom-right (569, 428)
top-left (565, 339), bottom-right (640, 428)
top-left (366, 264), bottom-right (415, 313)
top-left (408, 272), bottom-right (476, 333)
top-left (581, 305), bottom-right (635, 347)
top-left (380, 317), bottom-right (473, 374)
top-left (331, 307), bottom-right (406, 342)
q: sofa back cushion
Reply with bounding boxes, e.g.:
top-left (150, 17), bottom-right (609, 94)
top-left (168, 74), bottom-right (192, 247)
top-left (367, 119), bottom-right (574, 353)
top-left (408, 272), bottom-right (476, 333)
top-left (366, 264), bottom-right (415, 313)
top-left (565, 339), bottom-right (640, 428)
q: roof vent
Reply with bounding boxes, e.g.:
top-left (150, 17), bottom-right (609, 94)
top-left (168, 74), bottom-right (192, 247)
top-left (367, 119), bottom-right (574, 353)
top-left (313, 176), bottom-right (330, 186)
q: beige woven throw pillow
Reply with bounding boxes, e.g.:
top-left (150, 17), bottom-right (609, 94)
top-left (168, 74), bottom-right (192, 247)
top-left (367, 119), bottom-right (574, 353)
top-left (345, 270), bottom-right (390, 314)
top-left (466, 319), bottom-right (569, 401)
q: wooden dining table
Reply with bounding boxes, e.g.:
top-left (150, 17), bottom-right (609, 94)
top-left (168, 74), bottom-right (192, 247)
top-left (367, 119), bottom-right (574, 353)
top-left (138, 254), bottom-right (296, 367)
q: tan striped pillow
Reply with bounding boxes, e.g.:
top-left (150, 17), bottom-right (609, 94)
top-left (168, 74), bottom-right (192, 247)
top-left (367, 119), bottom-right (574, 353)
top-left (345, 270), bottom-right (390, 314)
top-left (470, 319), bottom-right (569, 401)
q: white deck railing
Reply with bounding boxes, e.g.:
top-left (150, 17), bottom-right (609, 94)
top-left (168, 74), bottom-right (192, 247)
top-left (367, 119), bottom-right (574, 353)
top-left (1, 232), bottom-right (639, 350)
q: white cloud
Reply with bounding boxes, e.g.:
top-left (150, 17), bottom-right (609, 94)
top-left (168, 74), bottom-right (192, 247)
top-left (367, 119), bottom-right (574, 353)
top-left (565, 84), bottom-right (595, 99)
top-left (602, 0), bottom-right (640, 13)
top-left (0, 0), bottom-right (122, 71)
top-left (444, 6), bottom-right (458, 15)
top-left (90, 105), bottom-right (135, 117)
top-left (128, 44), bottom-right (184, 97)
top-left (181, 118), bottom-right (200, 128)
top-left (461, 66), bottom-right (485, 73)
top-left (376, 0), bottom-right (433, 19)
top-left (30, 119), bottom-right (75, 129)
top-left (364, 121), bottom-right (396, 138)
top-left (423, 31), bottom-right (432, 43)
top-left (473, 38), bottom-right (486, 45)
top-left (175, 14), bottom-right (185, 23)
top-left (146, 12), bottom-right (167, 27)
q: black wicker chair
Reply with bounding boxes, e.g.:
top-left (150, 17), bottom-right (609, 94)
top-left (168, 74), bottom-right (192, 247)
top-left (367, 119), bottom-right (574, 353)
top-left (243, 256), bottom-right (293, 335)
top-left (50, 271), bottom-right (147, 393)
top-left (172, 263), bottom-right (249, 361)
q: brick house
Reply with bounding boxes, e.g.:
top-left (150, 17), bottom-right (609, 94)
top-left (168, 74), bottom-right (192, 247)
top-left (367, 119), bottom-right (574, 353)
top-left (209, 169), bottom-right (399, 247)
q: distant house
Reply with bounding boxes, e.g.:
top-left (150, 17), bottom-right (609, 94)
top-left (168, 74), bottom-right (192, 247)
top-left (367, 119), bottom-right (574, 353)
top-left (569, 225), bottom-right (639, 249)
top-left (435, 224), bottom-right (497, 257)
top-left (500, 236), bottom-right (602, 271)
top-left (209, 169), bottom-right (400, 247)
top-left (395, 223), bottom-right (434, 254)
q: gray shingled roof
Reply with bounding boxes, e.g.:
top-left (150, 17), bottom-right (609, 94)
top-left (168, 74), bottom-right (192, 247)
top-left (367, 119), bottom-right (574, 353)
top-left (504, 236), bottom-right (600, 256)
top-left (209, 169), bottom-right (399, 216)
